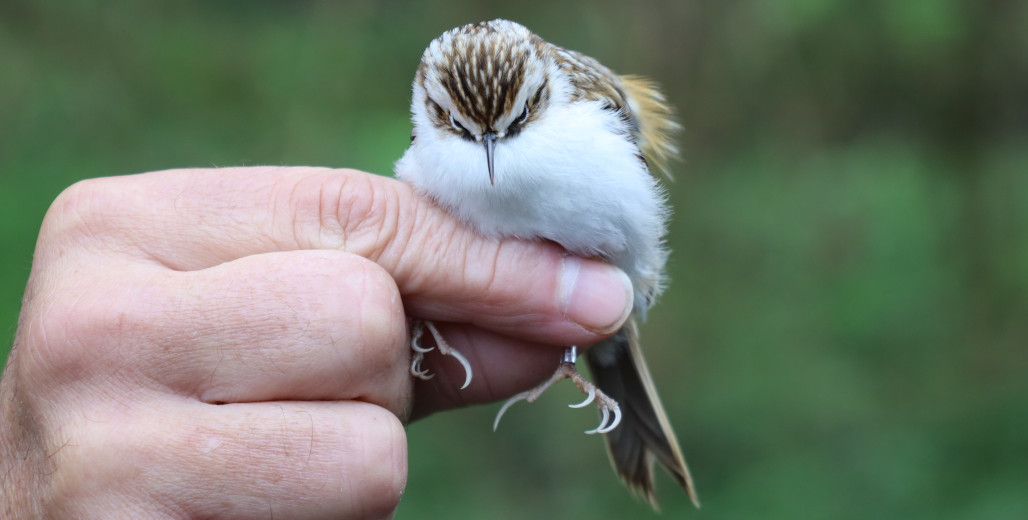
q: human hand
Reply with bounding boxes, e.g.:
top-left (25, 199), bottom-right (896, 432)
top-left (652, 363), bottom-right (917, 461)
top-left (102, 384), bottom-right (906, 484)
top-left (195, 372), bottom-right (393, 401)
top-left (0, 167), bottom-right (633, 519)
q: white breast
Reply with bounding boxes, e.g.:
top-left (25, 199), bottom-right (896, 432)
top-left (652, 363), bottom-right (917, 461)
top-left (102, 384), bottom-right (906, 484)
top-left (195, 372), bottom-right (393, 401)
top-left (396, 100), bottom-right (669, 314)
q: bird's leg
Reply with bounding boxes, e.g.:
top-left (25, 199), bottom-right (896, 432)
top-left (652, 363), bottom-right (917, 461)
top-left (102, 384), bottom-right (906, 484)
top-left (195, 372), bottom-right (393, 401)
top-left (494, 346), bottom-right (622, 434)
top-left (409, 319), bottom-right (473, 390)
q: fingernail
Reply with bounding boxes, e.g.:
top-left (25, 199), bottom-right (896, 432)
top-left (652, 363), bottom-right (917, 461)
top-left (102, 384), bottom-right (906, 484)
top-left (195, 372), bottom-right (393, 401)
top-left (559, 256), bottom-right (634, 334)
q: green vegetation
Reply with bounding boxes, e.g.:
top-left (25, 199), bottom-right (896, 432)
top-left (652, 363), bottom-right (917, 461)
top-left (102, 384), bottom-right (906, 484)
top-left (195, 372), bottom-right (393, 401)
top-left (2, 1), bottom-right (1025, 518)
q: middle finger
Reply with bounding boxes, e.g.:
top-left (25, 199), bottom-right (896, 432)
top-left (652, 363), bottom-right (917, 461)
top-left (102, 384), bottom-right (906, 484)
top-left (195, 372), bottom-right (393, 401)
top-left (68, 250), bottom-right (411, 416)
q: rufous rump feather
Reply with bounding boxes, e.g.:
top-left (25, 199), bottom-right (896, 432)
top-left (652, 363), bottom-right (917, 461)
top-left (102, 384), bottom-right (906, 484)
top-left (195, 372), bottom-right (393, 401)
top-left (621, 75), bottom-right (681, 178)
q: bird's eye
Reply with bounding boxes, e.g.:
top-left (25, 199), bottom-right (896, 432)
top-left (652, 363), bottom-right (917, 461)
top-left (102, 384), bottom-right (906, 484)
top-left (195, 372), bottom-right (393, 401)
top-left (449, 113), bottom-right (467, 133)
top-left (512, 105), bottom-right (529, 126)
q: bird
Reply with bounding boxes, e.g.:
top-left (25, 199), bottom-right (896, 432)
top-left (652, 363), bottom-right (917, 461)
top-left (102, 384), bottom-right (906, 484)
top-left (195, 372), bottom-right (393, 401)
top-left (395, 19), bottom-right (698, 509)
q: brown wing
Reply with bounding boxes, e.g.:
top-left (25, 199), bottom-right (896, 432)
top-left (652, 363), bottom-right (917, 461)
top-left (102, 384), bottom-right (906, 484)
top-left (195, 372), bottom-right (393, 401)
top-left (553, 47), bottom-right (631, 109)
top-left (552, 48), bottom-right (680, 176)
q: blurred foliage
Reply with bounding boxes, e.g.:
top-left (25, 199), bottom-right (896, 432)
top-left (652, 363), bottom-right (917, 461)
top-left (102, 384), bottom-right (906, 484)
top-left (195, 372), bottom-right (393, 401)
top-left (2, 0), bottom-right (1027, 518)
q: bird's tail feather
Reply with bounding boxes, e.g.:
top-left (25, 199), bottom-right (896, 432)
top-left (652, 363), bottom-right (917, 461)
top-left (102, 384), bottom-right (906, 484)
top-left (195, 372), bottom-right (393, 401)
top-left (585, 319), bottom-right (699, 509)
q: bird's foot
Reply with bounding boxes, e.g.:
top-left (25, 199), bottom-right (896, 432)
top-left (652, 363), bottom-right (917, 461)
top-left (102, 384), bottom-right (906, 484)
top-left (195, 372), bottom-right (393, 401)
top-left (493, 346), bottom-right (622, 434)
top-left (409, 319), bottom-right (473, 390)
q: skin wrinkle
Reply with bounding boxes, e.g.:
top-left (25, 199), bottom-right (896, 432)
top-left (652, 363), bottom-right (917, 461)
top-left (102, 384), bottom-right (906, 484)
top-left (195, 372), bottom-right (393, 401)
top-left (345, 173), bottom-right (379, 253)
top-left (148, 488), bottom-right (190, 520)
top-left (385, 191), bottom-right (422, 295)
top-left (401, 229), bottom-right (559, 332)
top-left (385, 200), bottom-right (464, 312)
top-left (429, 228), bottom-right (470, 309)
top-left (331, 172), bottom-right (395, 261)
top-left (329, 175), bottom-right (350, 253)
top-left (474, 239), bottom-right (510, 324)
top-left (276, 172), bottom-right (337, 252)
top-left (366, 180), bottom-right (405, 269)
top-left (287, 176), bottom-right (310, 252)
top-left (464, 240), bottom-right (557, 325)
top-left (400, 224), bottom-right (452, 304)
top-left (206, 350), bottom-right (225, 398)
top-left (297, 409), bottom-right (315, 466)
top-left (315, 178), bottom-right (326, 251)
top-left (457, 232), bottom-right (474, 306)
top-left (351, 267), bottom-right (369, 405)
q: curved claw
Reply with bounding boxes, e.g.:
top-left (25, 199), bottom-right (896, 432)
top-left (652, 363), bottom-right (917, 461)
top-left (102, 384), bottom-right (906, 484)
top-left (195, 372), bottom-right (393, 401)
top-left (410, 357), bottom-right (434, 380)
top-left (445, 348), bottom-right (473, 390)
top-left (412, 369), bottom-right (434, 380)
top-left (410, 333), bottom-right (434, 354)
top-left (585, 406), bottom-right (610, 435)
top-left (597, 405), bottom-right (622, 434)
top-left (493, 392), bottom-right (529, 431)
top-left (568, 387), bottom-right (596, 409)
top-left (421, 320), bottom-right (473, 389)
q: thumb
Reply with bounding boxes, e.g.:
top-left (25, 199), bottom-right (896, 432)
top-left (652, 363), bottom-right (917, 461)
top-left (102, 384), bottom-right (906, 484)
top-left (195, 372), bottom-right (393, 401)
top-left (378, 180), bottom-right (634, 346)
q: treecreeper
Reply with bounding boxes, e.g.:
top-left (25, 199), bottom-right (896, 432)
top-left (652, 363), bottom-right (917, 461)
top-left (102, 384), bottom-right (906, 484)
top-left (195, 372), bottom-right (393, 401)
top-left (395, 19), bottom-right (699, 509)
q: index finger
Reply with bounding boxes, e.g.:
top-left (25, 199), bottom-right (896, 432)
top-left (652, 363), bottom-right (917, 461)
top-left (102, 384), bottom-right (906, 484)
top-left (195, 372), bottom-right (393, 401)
top-left (46, 167), bottom-right (633, 345)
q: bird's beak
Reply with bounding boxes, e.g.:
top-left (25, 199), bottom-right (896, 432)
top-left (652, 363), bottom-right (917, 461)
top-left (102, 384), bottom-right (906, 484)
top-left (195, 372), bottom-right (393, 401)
top-left (483, 132), bottom-right (497, 186)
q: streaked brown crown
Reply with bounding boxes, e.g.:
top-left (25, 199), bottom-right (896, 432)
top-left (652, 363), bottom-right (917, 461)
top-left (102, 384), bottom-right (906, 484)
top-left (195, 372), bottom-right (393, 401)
top-left (417, 20), bottom-right (548, 134)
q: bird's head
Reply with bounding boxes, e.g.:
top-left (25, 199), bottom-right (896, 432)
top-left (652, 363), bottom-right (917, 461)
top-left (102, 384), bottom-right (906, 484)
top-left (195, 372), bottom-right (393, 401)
top-left (411, 20), bottom-right (554, 185)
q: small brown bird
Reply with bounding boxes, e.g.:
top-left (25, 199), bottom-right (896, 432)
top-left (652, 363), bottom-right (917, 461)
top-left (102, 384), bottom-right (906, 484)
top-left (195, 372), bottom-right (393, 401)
top-left (396, 19), bottom-right (698, 509)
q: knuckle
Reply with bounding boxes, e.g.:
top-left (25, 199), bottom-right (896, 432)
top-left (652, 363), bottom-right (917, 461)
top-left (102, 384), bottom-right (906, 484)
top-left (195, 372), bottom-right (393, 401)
top-left (283, 169), bottom-right (405, 255)
top-left (333, 171), bottom-right (403, 257)
top-left (41, 177), bottom-right (120, 245)
top-left (334, 171), bottom-right (386, 238)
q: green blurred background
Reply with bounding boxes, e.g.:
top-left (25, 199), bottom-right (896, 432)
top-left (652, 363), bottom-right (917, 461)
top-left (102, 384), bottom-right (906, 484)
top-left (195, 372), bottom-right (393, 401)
top-left (2, 1), bottom-right (1026, 518)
